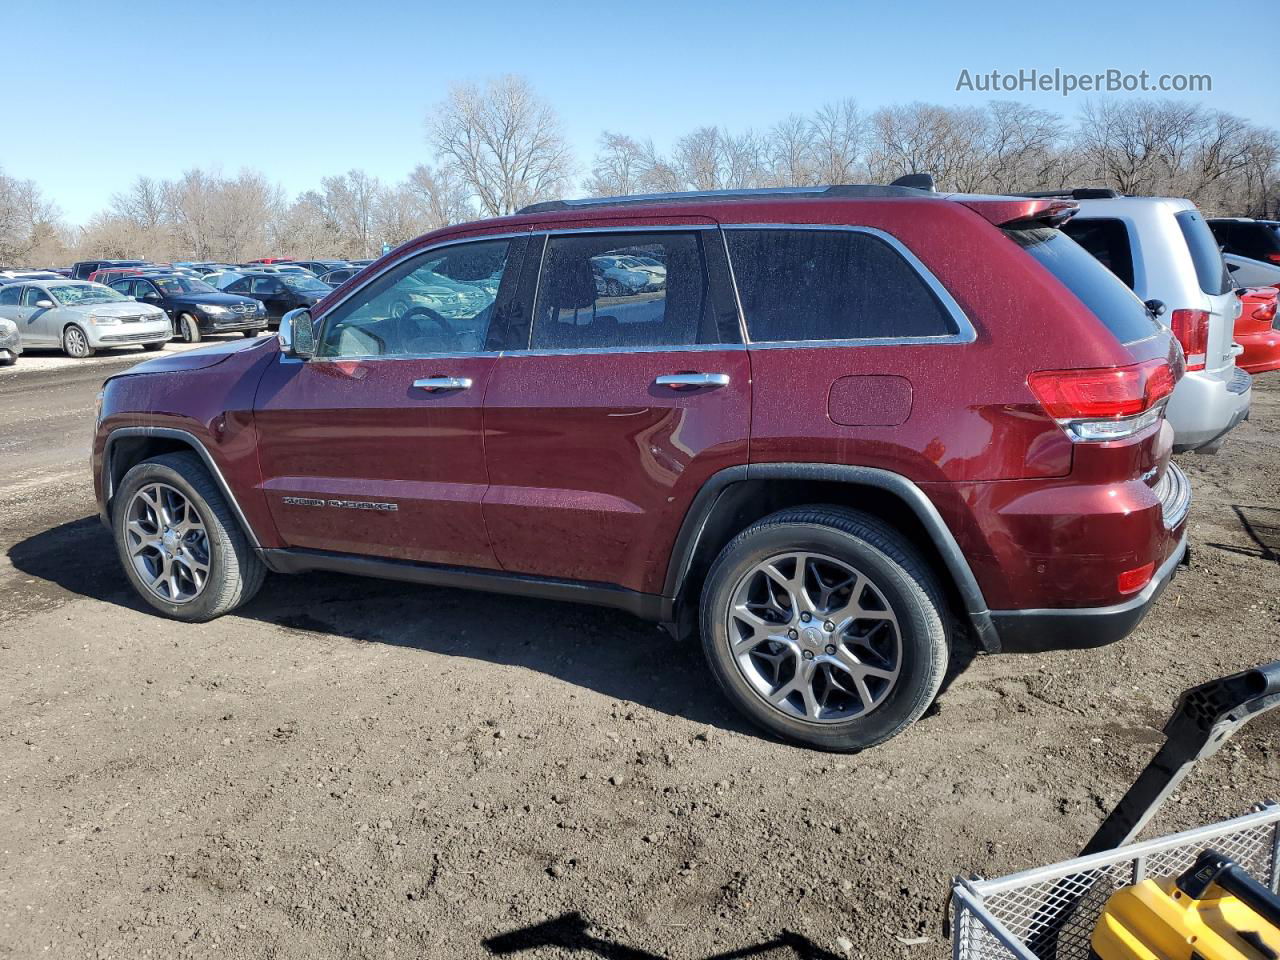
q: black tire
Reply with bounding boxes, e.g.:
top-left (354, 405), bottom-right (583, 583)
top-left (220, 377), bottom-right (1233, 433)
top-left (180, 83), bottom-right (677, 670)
top-left (0, 353), bottom-right (15, 366)
top-left (142, 342), bottom-right (165, 352)
top-left (699, 506), bottom-right (949, 752)
top-left (62, 324), bottom-right (95, 358)
top-left (112, 451), bottom-right (265, 622)
top-left (179, 313), bottom-right (202, 343)
top-left (241, 328), bottom-right (262, 338)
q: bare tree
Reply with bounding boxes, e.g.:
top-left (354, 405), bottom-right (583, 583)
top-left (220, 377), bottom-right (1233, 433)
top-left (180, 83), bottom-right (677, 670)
top-left (319, 170), bottom-right (381, 258)
top-left (810, 99), bottom-right (865, 184)
top-left (404, 164), bottom-right (474, 228)
top-left (430, 75), bottom-right (574, 216)
top-left (766, 114), bottom-right (819, 186)
top-left (585, 132), bottom-right (650, 196)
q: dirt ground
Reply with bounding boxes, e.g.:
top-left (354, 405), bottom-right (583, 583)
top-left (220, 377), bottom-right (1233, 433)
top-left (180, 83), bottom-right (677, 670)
top-left (2, 356), bottom-right (1278, 960)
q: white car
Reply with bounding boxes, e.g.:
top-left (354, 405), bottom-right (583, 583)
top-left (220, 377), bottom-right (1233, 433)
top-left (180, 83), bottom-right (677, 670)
top-left (591, 255), bottom-right (660, 296)
top-left (0, 280), bottom-right (171, 357)
top-left (0, 316), bottom-right (20, 365)
top-left (1224, 252), bottom-right (1280, 288)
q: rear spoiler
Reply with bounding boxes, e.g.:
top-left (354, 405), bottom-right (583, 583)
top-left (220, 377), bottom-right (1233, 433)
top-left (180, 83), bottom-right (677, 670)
top-left (952, 195), bottom-right (1080, 229)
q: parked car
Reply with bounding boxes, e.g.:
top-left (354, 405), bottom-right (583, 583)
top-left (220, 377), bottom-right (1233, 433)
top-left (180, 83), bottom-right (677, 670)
top-left (291, 259), bottom-right (351, 278)
top-left (1232, 285), bottom-right (1280, 375)
top-left (71, 259), bottom-right (148, 281)
top-left (219, 270), bottom-right (330, 324)
top-left (247, 257), bottom-right (293, 264)
top-left (0, 270), bottom-right (64, 284)
top-left (204, 270), bottom-right (246, 290)
top-left (347, 259), bottom-right (375, 267)
top-left (0, 280), bottom-right (170, 357)
top-left (1048, 191), bottom-right (1251, 453)
top-left (1225, 252), bottom-right (1280, 289)
top-left (108, 273), bottom-right (267, 343)
top-left (0, 315), bottom-right (20, 365)
top-left (88, 265), bottom-right (165, 285)
top-left (592, 254), bottom-right (661, 295)
top-left (318, 267), bottom-right (363, 287)
top-left (1208, 217), bottom-right (1280, 265)
top-left (93, 183), bottom-right (1191, 751)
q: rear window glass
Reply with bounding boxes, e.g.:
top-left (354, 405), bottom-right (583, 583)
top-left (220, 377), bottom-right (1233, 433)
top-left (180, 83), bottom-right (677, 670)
top-left (725, 228), bottom-right (958, 342)
top-left (1059, 218), bottom-right (1135, 289)
top-left (1006, 227), bottom-right (1160, 345)
top-left (1175, 210), bottom-right (1229, 296)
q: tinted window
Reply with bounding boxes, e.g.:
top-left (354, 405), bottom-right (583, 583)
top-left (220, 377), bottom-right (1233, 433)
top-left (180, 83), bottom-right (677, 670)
top-left (530, 231), bottom-right (736, 350)
top-left (1059, 218), bottom-right (1135, 288)
top-left (1175, 210), bottom-right (1229, 296)
top-left (109, 279), bottom-right (135, 296)
top-left (21, 286), bottom-right (47, 306)
top-left (725, 229), bottom-right (957, 342)
top-left (224, 278), bottom-right (250, 294)
top-left (1221, 222), bottom-right (1280, 261)
top-left (1007, 227), bottom-right (1160, 345)
top-left (250, 277), bottom-right (282, 295)
top-left (0, 286), bottom-right (20, 306)
top-left (318, 237), bottom-right (511, 358)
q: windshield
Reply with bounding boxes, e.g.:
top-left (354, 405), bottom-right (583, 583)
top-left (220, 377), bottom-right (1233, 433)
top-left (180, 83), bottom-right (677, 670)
top-left (151, 275), bottom-right (217, 295)
top-left (1006, 227), bottom-right (1161, 345)
top-left (49, 283), bottom-right (127, 306)
top-left (280, 273), bottom-right (330, 294)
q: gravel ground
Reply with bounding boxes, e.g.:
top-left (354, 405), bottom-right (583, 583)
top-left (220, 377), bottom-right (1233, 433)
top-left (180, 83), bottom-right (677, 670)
top-left (1, 361), bottom-right (1277, 960)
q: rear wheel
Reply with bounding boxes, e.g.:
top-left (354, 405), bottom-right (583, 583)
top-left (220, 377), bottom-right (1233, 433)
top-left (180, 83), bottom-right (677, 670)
top-left (699, 506), bottom-right (949, 751)
top-left (62, 325), bottom-right (94, 358)
top-left (179, 313), bottom-right (202, 343)
top-left (142, 342), bottom-right (165, 352)
top-left (112, 451), bottom-right (265, 621)
top-left (242, 328), bottom-right (262, 338)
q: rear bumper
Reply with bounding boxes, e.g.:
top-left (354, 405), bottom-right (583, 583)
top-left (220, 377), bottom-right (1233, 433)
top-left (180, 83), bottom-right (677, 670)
top-left (1238, 329), bottom-right (1280, 375)
top-left (990, 531), bottom-right (1188, 653)
top-left (1167, 366), bottom-right (1252, 453)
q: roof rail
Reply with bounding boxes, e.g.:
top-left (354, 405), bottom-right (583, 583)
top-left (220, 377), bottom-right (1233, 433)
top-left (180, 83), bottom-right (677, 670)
top-left (516, 182), bottom-right (936, 215)
top-left (1014, 188), bottom-right (1124, 200)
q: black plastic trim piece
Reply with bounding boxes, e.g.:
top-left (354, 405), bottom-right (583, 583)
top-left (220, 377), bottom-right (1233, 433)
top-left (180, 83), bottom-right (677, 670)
top-left (101, 426), bottom-right (263, 549)
top-left (661, 462), bottom-right (1001, 652)
top-left (990, 533), bottom-right (1187, 653)
top-left (261, 548), bottom-right (673, 621)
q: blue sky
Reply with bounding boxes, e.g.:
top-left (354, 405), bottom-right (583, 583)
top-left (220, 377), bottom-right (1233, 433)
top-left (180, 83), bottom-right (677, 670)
top-left (2, 0), bottom-right (1273, 224)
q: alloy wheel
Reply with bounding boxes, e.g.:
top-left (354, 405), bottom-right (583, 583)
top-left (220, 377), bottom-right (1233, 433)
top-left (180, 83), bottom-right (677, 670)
top-left (124, 482), bottom-right (211, 604)
top-left (726, 551), bottom-right (902, 724)
top-left (64, 326), bottom-right (90, 357)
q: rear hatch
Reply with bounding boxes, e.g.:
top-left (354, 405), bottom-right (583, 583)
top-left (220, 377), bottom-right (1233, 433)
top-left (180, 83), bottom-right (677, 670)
top-left (1173, 207), bottom-right (1240, 376)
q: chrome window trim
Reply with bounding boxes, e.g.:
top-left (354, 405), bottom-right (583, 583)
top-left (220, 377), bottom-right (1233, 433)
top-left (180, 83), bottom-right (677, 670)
top-left (720, 223), bottom-right (978, 348)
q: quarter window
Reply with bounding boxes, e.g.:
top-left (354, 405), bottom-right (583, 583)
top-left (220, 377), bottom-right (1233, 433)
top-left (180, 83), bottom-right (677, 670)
top-left (528, 231), bottom-right (736, 350)
top-left (725, 229), bottom-right (958, 342)
top-left (317, 238), bottom-right (511, 358)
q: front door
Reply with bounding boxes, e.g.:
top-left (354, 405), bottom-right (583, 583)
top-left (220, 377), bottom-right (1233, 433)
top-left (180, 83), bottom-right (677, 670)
top-left (254, 233), bottom-right (528, 568)
top-left (481, 224), bottom-right (750, 596)
top-left (20, 285), bottom-right (56, 346)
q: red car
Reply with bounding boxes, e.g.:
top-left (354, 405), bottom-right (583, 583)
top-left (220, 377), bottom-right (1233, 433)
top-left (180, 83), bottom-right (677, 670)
top-left (247, 257), bottom-right (294, 264)
top-left (1235, 286), bottom-right (1280, 375)
top-left (87, 265), bottom-right (167, 285)
top-left (92, 184), bottom-right (1189, 751)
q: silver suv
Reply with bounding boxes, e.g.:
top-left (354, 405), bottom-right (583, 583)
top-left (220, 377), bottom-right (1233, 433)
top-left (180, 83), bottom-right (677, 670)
top-left (1054, 193), bottom-right (1251, 453)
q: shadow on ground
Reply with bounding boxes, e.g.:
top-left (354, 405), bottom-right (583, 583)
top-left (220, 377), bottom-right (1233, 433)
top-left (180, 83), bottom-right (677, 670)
top-left (8, 515), bottom-right (980, 742)
top-left (484, 912), bottom-right (843, 959)
top-left (1207, 504), bottom-right (1280, 564)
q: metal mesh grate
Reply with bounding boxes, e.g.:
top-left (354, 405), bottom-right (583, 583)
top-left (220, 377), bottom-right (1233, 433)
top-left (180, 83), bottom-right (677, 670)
top-left (952, 806), bottom-right (1280, 960)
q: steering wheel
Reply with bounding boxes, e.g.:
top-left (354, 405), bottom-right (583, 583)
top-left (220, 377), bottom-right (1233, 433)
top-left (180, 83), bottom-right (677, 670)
top-left (397, 305), bottom-right (458, 353)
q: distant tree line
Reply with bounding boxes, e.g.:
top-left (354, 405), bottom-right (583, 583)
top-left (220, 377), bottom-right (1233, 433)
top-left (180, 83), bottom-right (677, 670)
top-left (2, 74), bottom-right (1277, 266)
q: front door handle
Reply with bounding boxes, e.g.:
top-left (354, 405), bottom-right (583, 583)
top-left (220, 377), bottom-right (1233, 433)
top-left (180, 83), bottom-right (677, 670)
top-left (654, 373), bottom-right (730, 389)
top-left (413, 376), bottom-right (473, 392)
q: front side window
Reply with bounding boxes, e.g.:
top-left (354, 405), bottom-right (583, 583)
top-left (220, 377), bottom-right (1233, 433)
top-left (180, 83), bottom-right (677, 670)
top-left (725, 229), bottom-right (958, 343)
top-left (109, 279), bottom-right (136, 296)
top-left (22, 286), bottom-right (48, 306)
top-left (529, 231), bottom-right (734, 350)
top-left (135, 281), bottom-right (161, 299)
top-left (317, 237), bottom-right (511, 358)
top-left (250, 277), bottom-right (282, 295)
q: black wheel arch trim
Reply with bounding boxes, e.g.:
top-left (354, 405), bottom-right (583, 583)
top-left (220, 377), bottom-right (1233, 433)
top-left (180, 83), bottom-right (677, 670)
top-left (662, 462), bottom-right (1003, 653)
top-left (101, 426), bottom-right (263, 550)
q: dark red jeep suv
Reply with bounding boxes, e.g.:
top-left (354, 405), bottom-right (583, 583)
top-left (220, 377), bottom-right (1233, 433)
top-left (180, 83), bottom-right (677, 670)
top-left (93, 184), bottom-right (1190, 751)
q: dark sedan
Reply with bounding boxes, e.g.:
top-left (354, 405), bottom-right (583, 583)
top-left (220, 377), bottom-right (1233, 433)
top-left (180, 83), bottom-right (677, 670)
top-left (109, 273), bottom-right (267, 342)
top-left (221, 271), bottom-right (331, 325)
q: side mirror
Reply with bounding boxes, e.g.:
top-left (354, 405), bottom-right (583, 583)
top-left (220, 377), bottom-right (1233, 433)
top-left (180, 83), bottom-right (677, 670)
top-left (1144, 299), bottom-right (1167, 318)
top-left (279, 308), bottom-right (315, 359)
top-left (34, 299), bottom-right (54, 310)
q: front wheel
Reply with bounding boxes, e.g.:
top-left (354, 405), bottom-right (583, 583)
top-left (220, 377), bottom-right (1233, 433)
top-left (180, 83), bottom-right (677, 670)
top-left (112, 451), bottom-right (265, 621)
top-left (241, 328), bottom-right (262, 338)
top-left (699, 506), bottom-right (949, 752)
top-left (63, 325), bottom-right (94, 358)
top-left (179, 313), bottom-right (202, 343)
top-left (142, 342), bottom-right (165, 352)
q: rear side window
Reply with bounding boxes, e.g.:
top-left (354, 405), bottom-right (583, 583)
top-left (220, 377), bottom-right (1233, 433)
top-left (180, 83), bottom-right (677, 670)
top-left (1007, 227), bottom-right (1160, 345)
top-left (0, 286), bottom-right (20, 306)
top-left (1174, 210), bottom-right (1229, 296)
top-left (529, 231), bottom-right (738, 350)
top-left (1059, 218), bottom-right (1135, 289)
top-left (725, 228), bottom-right (958, 342)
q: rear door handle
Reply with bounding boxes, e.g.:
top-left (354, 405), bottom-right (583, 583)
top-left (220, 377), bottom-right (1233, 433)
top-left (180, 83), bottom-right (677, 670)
top-left (413, 376), bottom-right (473, 392)
top-left (654, 373), bottom-right (730, 389)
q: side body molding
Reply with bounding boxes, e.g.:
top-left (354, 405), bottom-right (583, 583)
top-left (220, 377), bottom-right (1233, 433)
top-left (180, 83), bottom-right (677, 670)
top-left (101, 426), bottom-right (264, 550)
top-left (663, 462), bottom-right (1001, 652)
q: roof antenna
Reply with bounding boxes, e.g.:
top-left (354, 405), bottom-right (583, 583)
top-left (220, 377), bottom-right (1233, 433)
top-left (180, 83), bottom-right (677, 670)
top-left (890, 173), bottom-right (935, 192)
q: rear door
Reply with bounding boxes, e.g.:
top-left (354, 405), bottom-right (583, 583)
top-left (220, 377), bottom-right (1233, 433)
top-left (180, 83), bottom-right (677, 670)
top-left (480, 222), bottom-right (749, 596)
top-left (253, 232), bottom-right (529, 567)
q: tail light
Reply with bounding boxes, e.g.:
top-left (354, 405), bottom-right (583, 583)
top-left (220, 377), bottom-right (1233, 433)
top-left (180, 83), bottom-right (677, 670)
top-left (1252, 298), bottom-right (1277, 324)
top-left (1169, 309), bottom-right (1210, 371)
top-left (1028, 358), bottom-right (1177, 442)
top-left (1267, 253), bottom-right (1280, 264)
